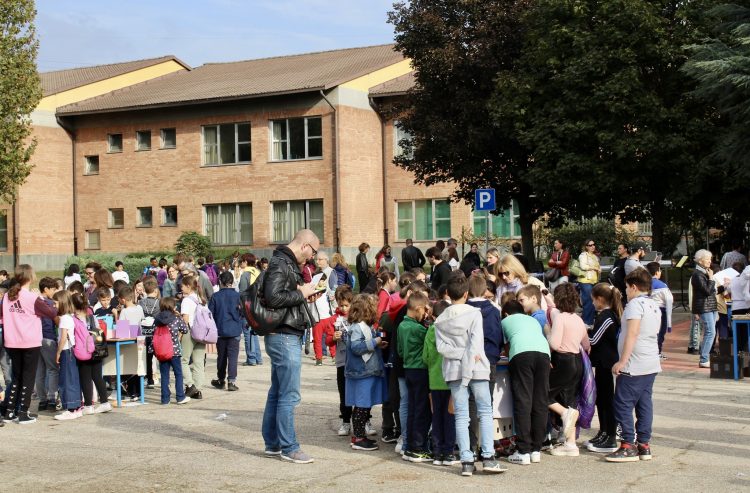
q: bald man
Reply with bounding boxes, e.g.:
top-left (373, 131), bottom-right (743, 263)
top-left (262, 229), bottom-right (321, 464)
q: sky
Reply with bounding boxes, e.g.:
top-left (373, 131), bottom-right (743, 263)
top-left (35, 0), bottom-right (398, 72)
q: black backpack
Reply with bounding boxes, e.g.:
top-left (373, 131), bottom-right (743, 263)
top-left (241, 268), bottom-right (285, 336)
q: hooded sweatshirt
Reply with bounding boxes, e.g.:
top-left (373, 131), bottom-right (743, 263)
top-left (466, 298), bottom-right (503, 365)
top-left (154, 309), bottom-right (189, 358)
top-left (434, 303), bottom-right (490, 385)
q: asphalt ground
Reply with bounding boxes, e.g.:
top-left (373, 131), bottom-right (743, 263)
top-left (1, 310), bottom-right (748, 492)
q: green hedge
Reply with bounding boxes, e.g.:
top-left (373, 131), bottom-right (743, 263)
top-left (65, 254), bottom-right (153, 285)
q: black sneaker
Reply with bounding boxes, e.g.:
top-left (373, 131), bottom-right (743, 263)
top-left (351, 437), bottom-right (379, 451)
top-left (211, 379), bottom-right (225, 389)
top-left (605, 442), bottom-right (639, 462)
top-left (687, 347), bottom-right (698, 355)
top-left (227, 382), bottom-right (239, 392)
top-left (442, 453), bottom-right (460, 466)
top-left (403, 449), bottom-right (432, 463)
top-left (381, 429), bottom-right (399, 443)
top-left (16, 411), bottom-right (37, 425)
top-left (637, 442), bottom-right (652, 461)
top-left (315, 359), bottom-right (323, 366)
top-left (461, 462), bottom-right (476, 477)
top-left (192, 391), bottom-right (203, 399)
top-left (432, 453), bottom-right (444, 466)
top-left (584, 430), bottom-right (605, 448)
top-left (5, 410), bottom-right (17, 422)
top-left (589, 435), bottom-right (618, 453)
top-left (38, 401), bottom-right (48, 412)
top-left (0, 417), bottom-right (4, 427)
top-left (185, 385), bottom-right (198, 397)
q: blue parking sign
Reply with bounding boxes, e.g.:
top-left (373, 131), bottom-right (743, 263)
top-left (475, 188), bottom-right (496, 212)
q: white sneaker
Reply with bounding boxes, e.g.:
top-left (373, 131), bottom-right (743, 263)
top-left (530, 451), bottom-right (541, 463)
top-left (394, 436), bottom-right (404, 454)
top-left (365, 420), bottom-right (377, 436)
top-left (506, 451), bottom-right (531, 465)
top-left (176, 396), bottom-right (191, 405)
top-left (54, 409), bottom-right (83, 421)
top-left (93, 402), bottom-right (113, 414)
top-left (82, 406), bottom-right (96, 415)
top-left (549, 443), bottom-right (579, 457)
top-left (337, 422), bottom-right (351, 436)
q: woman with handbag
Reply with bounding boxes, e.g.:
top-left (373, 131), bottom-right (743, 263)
top-left (578, 240), bottom-right (601, 327)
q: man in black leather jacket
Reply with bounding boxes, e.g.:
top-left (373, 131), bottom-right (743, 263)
top-left (401, 238), bottom-right (426, 271)
top-left (261, 229), bottom-right (320, 464)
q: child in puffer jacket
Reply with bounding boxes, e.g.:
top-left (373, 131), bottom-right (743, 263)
top-left (320, 286), bottom-right (354, 436)
top-left (153, 297), bottom-right (190, 405)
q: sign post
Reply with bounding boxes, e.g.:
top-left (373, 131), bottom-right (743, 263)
top-left (474, 188), bottom-right (496, 255)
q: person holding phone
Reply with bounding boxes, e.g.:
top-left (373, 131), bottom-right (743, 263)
top-left (606, 268), bottom-right (662, 463)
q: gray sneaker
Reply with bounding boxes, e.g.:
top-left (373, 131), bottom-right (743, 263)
top-left (482, 458), bottom-right (508, 473)
top-left (280, 450), bottom-right (314, 464)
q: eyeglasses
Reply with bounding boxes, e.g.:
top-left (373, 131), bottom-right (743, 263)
top-left (587, 243), bottom-right (595, 247)
top-left (308, 244), bottom-right (318, 256)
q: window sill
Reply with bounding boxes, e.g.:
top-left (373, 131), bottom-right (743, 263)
top-left (136, 225), bottom-right (153, 228)
top-left (83, 173), bottom-right (99, 176)
top-left (84, 248), bottom-right (101, 251)
top-left (161, 224), bottom-right (178, 227)
top-left (106, 150), bottom-right (123, 154)
top-left (201, 162), bottom-right (252, 168)
top-left (268, 157), bottom-right (323, 163)
top-left (159, 146), bottom-right (176, 150)
top-left (108, 226), bottom-right (124, 229)
top-left (135, 148), bottom-right (151, 152)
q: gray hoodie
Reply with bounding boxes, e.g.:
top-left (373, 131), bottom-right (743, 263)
top-left (434, 303), bottom-right (490, 386)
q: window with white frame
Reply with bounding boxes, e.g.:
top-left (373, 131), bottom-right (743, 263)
top-left (162, 206), bottom-right (178, 226)
top-left (472, 200), bottom-right (521, 238)
top-left (108, 208), bottom-right (124, 229)
top-left (84, 155), bottom-right (99, 175)
top-left (0, 212), bottom-right (7, 251)
top-left (108, 133), bottom-right (122, 153)
top-left (637, 221), bottom-right (653, 236)
top-left (136, 130), bottom-right (151, 151)
top-left (393, 120), bottom-right (414, 159)
top-left (272, 200), bottom-right (323, 243)
top-left (85, 230), bottom-right (100, 250)
top-left (137, 207), bottom-right (152, 227)
top-left (397, 199), bottom-right (451, 241)
top-left (204, 203), bottom-right (253, 245)
top-left (270, 117), bottom-right (322, 161)
top-left (202, 122), bottom-right (250, 165)
top-left (160, 128), bottom-right (176, 149)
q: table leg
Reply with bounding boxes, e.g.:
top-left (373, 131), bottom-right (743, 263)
top-left (140, 376), bottom-right (145, 404)
top-left (116, 342), bottom-right (122, 407)
top-left (733, 321), bottom-right (738, 381)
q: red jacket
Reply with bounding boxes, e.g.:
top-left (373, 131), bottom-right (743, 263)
top-left (315, 308), bottom-right (347, 348)
top-left (377, 289), bottom-right (391, 322)
top-left (548, 250), bottom-right (570, 277)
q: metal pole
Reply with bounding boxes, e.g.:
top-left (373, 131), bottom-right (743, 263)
top-left (486, 211), bottom-right (491, 256)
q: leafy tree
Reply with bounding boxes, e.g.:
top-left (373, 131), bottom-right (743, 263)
top-left (493, 0), bottom-right (719, 252)
top-left (388, 0), bottom-right (542, 260)
top-left (175, 231), bottom-right (212, 259)
top-left (0, 0), bottom-right (41, 203)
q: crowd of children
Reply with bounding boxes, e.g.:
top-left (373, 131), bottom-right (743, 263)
top-left (0, 252), bottom-right (268, 424)
top-left (319, 257), bottom-right (663, 475)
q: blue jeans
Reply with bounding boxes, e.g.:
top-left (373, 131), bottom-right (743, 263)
top-left (159, 356), bottom-right (185, 404)
top-left (262, 333), bottom-right (302, 455)
top-left (449, 379), bottom-right (495, 463)
top-left (398, 376), bottom-right (409, 448)
top-left (58, 349), bottom-right (81, 411)
top-left (579, 282), bottom-right (595, 325)
top-left (243, 326), bottom-right (263, 365)
top-left (613, 373), bottom-right (656, 444)
top-left (699, 311), bottom-right (717, 364)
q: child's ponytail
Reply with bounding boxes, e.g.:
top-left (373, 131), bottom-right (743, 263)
top-left (8, 265), bottom-right (34, 301)
top-left (592, 282), bottom-right (623, 318)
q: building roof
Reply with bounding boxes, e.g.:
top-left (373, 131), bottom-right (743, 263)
top-left (369, 71), bottom-right (415, 97)
top-left (40, 56), bottom-right (189, 97)
top-left (57, 44), bottom-right (404, 116)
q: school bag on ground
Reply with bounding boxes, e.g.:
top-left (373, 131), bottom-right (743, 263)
top-left (191, 300), bottom-right (219, 344)
top-left (153, 325), bottom-right (174, 361)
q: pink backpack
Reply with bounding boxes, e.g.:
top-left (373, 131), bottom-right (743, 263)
top-left (72, 316), bottom-right (95, 361)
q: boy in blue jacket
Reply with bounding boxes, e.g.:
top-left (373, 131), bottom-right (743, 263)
top-left (209, 271), bottom-right (244, 391)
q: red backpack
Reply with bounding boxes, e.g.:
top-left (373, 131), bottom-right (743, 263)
top-left (153, 325), bottom-right (174, 362)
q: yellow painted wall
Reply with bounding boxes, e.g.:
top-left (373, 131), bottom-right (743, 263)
top-left (339, 59), bottom-right (412, 92)
top-left (38, 60), bottom-right (187, 111)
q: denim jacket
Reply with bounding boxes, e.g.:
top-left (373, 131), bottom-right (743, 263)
top-left (344, 321), bottom-right (384, 379)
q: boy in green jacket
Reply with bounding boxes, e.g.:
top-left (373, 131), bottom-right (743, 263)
top-left (398, 292), bottom-right (432, 462)
top-left (423, 300), bottom-right (457, 466)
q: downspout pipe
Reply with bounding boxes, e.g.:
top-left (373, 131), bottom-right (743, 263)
top-left (319, 90), bottom-right (340, 252)
top-left (56, 115), bottom-right (78, 257)
top-left (368, 96), bottom-right (388, 247)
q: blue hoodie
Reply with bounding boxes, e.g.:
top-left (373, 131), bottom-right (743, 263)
top-left (466, 298), bottom-right (504, 365)
top-left (207, 287), bottom-right (243, 337)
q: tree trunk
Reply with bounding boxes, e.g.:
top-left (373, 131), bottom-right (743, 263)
top-left (651, 200), bottom-right (665, 253)
top-left (516, 194), bottom-right (537, 266)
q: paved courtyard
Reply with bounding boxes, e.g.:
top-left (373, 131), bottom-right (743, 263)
top-left (1, 312), bottom-right (749, 492)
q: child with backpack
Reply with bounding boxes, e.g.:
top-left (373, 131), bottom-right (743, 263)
top-left (53, 290), bottom-right (83, 421)
top-left (323, 286), bottom-right (354, 436)
top-left (36, 277), bottom-right (61, 412)
top-left (153, 297), bottom-right (191, 405)
top-left (118, 286), bottom-right (144, 401)
top-left (180, 275), bottom-right (208, 399)
top-left (139, 276), bottom-right (161, 389)
top-left (71, 292), bottom-right (111, 415)
top-left (209, 271), bottom-right (243, 391)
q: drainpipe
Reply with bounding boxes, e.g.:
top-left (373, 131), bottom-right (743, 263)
top-left (56, 115), bottom-right (78, 256)
top-left (319, 90), bottom-right (340, 252)
top-left (368, 96), bottom-right (388, 246)
top-left (11, 197), bottom-right (18, 267)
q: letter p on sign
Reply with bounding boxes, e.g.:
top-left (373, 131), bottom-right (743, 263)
top-left (475, 188), bottom-right (496, 212)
